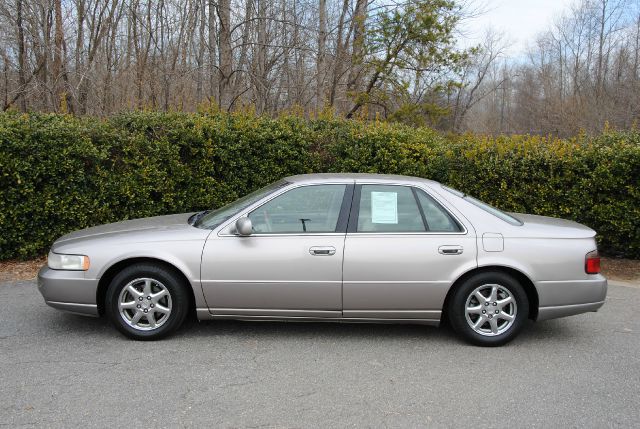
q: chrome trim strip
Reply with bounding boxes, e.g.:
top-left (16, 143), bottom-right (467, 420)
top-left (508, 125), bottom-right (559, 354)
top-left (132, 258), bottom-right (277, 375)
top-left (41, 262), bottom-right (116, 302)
top-left (203, 279), bottom-right (342, 284)
top-left (212, 308), bottom-right (341, 317)
top-left (209, 314), bottom-right (440, 326)
top-left (341, 318), bottom-right (440, 326)
top-left (195, 308), bottom-right (442, 325)
top-left (343, 310), bottom-right (441, 319)
top-left (218, 233), bottom-right (346, 237)
top-left (343, 280), bottom-right (449, 284)
top-left (345, 232), bottom-right (468, 236)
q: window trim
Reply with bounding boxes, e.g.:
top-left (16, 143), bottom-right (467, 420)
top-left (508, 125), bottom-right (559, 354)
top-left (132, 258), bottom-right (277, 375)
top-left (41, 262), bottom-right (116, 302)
top-left (347, 183), bottom-right (468, 235)
top-left (217, 182), bottom-right (355, 237)
top-left (441, 184), bottom-right (523, 226)
top-left (413, 187), bottom-right (464, 233)
top-left (411, 187), bottom-right (430, 231)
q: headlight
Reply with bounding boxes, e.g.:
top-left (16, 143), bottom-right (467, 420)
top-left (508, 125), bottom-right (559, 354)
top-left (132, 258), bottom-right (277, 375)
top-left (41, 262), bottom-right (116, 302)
top-left (48, 252), bottom-right (90, 271)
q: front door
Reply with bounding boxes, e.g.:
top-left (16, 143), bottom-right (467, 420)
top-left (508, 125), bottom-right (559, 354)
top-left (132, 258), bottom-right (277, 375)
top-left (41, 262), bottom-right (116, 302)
top-left (200, 183), bottom-right (352, 318)
top-left (342, 184), bottom-right (477, 321)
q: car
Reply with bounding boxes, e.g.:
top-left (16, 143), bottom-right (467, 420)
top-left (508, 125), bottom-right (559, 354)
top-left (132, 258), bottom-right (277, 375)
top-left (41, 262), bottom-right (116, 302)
top-left (37, 173), bottom-right (607, 346)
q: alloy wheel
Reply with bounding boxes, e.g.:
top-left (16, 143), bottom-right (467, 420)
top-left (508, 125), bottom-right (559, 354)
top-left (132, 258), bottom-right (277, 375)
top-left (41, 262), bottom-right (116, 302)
top-left (117, 278), bottom-right (173, 331)
top-left (464, 283), bottom-right (517, 336)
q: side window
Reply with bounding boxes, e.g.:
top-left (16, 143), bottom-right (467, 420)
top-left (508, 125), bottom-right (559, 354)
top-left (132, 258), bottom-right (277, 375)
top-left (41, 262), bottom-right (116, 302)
top-left (248, 185), bottom-right (346, 233)
top-left (415, 189), bottom-right (462, 232)
top-left (357, 185), bottom-right (426, 232)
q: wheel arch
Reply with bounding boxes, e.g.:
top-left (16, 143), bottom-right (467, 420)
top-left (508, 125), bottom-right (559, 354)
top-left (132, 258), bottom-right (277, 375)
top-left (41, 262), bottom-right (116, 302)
top-left (96, 257), bottom-right (196, 317)
top-left (442, 265), bottom-right (539, 322)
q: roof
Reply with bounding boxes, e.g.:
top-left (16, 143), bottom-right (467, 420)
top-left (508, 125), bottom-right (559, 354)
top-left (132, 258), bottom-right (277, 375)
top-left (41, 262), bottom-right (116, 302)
top-left (283, 173), bottom-right (440, 186)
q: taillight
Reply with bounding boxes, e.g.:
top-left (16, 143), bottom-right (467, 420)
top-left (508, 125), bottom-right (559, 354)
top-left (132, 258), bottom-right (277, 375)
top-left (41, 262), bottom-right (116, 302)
top-left (585, 250), bottom-right (601, 274)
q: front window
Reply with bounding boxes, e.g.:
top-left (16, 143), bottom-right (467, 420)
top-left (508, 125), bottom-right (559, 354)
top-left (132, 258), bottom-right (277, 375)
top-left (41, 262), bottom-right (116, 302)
top-left (194, 181), bottom-right (288, 229)
top-left (248, 184), bottom-right (347, 233)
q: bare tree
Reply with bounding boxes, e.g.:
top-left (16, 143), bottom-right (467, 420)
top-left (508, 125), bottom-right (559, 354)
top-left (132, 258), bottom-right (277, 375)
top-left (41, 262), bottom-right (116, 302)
top-left (466, 0), bottom-right (640, 135)
top-left (217, 0), bottom-right (232, 110)
top-left (316, 0), bottom-right (327, 110)
top-left (0, 0), bottom-right (636, 135)
top-left (15, 0), bottom-right (27, 111)
top-left (448, 29), bottom-right (507, 131)
top-left (207, 0), bottom-right (217, 100)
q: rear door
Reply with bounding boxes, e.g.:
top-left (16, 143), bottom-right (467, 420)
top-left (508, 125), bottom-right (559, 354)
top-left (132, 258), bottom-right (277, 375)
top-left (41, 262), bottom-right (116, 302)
top-left (342, 183), bottom-right (477, 321)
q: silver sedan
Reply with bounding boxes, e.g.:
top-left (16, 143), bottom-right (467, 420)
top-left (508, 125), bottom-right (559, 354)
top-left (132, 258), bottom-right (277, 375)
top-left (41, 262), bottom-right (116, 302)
top-left (38, 174), bottom-right (607, 346)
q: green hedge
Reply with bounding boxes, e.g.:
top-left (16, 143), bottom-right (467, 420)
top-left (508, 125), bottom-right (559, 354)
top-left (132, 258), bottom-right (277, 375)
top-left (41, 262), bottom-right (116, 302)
top-left (1, 111), bottom-right (638, 259)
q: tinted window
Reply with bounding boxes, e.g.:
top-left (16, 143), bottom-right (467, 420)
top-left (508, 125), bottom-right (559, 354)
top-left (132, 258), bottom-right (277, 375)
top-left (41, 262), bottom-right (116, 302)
top-left (415, 190), bottom-right (461, 232)
top-left (249, 185), bottom-right (346, 233)
top-left (357, 185), bottom-right (425, 232)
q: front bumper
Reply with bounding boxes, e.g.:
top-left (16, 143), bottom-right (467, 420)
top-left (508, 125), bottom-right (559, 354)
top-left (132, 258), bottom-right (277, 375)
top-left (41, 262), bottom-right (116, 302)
top-left (37, 266), bottom-right (99, 317)
top-left (536, 276), bottom-right (607, 321)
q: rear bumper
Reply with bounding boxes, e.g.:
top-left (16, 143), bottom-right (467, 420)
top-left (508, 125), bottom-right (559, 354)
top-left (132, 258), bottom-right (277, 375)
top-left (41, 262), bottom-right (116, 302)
top-left (537, 300), bottom-right (605, 321)
top-left (536, 276), bottom-right (607, 321)
top-left (37, 266), bottom-right (99, 317)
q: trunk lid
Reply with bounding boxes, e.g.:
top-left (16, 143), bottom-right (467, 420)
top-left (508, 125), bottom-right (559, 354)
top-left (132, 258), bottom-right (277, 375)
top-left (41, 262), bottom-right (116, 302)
top-left (511, 213), bottom-right (596, 238)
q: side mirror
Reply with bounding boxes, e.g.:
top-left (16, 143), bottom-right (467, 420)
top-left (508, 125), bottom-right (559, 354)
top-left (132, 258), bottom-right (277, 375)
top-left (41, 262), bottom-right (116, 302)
top-left (235, 217), bottom-right (253, 236)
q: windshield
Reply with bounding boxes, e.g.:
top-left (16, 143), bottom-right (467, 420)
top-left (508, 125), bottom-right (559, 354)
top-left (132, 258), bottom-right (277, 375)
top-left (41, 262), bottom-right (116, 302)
top-left (194, 181), bottom-right (288, 229)
top-left (441, 185), bottom-right (523, 226)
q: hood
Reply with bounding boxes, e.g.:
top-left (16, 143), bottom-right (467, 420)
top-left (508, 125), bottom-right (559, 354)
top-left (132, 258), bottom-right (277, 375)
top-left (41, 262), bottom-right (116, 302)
top-left (54, 213), bottom-right (197, 245)
top-left (511, 213), bottom-right (596, 239)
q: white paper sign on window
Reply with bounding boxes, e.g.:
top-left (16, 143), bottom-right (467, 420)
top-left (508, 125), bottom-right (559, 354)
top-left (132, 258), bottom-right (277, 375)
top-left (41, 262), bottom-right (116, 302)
top-left (371, 191), bottom-right (398, 224)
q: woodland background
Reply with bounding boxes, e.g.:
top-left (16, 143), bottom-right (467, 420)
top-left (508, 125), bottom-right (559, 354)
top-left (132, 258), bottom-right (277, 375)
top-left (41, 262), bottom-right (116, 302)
top-left (0, 0), bottom-right (639, 135)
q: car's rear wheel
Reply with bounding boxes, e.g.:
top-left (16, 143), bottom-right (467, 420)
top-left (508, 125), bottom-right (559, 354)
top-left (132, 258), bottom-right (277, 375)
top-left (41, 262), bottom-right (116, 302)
top-left (105, 263), bottom-right (189, 340)
top-left (448, 271), bottom-right (529, 346)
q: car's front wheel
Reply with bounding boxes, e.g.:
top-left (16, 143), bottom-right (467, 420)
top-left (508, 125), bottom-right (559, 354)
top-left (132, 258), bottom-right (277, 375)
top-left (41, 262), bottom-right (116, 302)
top-left (105, 263), bottom-right (189, 340)
top-left (448, 271), bottom-right (529, 346)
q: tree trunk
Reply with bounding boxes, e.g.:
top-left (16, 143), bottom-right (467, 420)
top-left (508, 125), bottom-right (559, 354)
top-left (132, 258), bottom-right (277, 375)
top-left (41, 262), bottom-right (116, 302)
top-left (53, 0), bottom-right (72, 112)
top-left (218, 0), bottom-right (233, 110)
top-left (256, 0), bottom-right (268, 113)
top-left (16, 0), bottom-right (27, 112)
top-left (316, 0), bottom-right (327, 111)
top-left (232, 0), bottom-right (254, 107)
top-left (596, 0), bottom-right (607, 99)
top-left (75, 0), bottom-right (85, 73)
top-left (2, 50), bottom-right (8, 109)
top-left (207, 0), bottom-right (217, 100)
top-left (329, 0), bottom-right (350, 108)
top-left (347, 0), bottom-right (367, 94)
top-left (195, 0), bottom-right (206, 103)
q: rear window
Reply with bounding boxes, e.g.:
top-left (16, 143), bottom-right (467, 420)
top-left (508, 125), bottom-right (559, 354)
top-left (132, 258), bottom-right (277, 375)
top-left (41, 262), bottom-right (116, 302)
top-left (441, 185), bottom-right (523, 226)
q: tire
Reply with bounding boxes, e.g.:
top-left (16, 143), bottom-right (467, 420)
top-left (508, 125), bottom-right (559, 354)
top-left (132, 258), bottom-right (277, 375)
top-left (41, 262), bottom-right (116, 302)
top-left (448, 271), bottom-right (529, 347)
top-left (105, 263), bottom-right (190, 340)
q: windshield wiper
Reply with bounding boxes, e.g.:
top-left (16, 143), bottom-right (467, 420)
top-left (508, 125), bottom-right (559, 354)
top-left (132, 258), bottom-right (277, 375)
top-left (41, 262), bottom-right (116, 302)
top-left (189, 210), bottom-right (211, 226)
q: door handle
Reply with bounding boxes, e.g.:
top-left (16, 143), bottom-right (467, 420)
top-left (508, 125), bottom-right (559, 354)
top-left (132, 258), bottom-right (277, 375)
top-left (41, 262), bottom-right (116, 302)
top-left (309, 246), bottom-right (336, 256)
top-left (438, 245), bottom-right (463, 255)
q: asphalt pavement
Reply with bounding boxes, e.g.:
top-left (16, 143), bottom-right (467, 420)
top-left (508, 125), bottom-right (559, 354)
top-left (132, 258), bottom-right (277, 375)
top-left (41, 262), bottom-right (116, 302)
top-left (1, 280), bottom-right (639, 428)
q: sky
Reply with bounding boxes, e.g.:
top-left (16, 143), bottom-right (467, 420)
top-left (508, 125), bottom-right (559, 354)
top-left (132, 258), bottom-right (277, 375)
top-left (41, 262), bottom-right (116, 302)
top-left (462, 0), bottom-right (576, 56)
